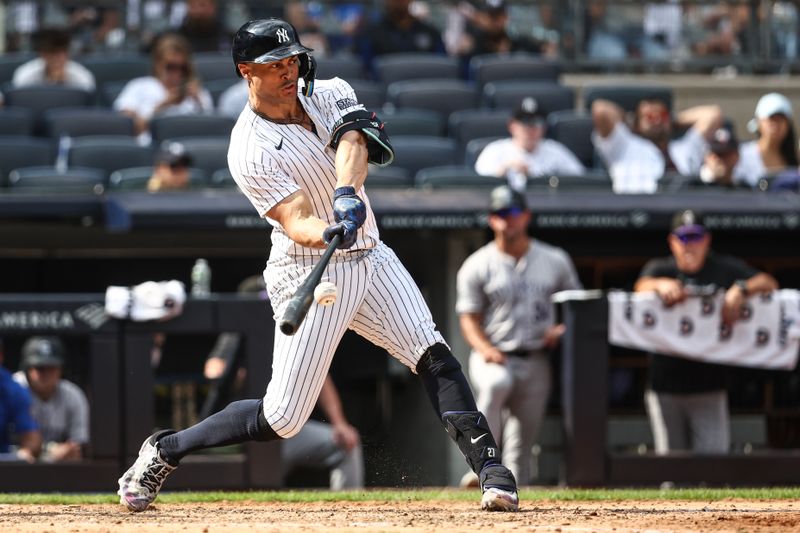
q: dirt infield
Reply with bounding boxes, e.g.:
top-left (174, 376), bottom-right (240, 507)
top-left (2, 499), bottom-right (798, 533)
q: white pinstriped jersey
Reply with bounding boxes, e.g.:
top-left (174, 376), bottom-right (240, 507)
top-left (227, 77), bottom-right (380, 258)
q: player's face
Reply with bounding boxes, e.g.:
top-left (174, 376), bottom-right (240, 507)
top-left (668, 231), bottom-right (711, 273)
top-left (245, 56), bottom-right (301, 101)
top-left (26, 365), bottom-right (62, 398)
top-left (489, 207), bottom-right (531, 242)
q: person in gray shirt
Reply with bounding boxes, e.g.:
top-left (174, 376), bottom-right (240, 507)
top-left (13, 336), bottom-right (89, 462)
top-left (456, 185), bottom-right (582, 485)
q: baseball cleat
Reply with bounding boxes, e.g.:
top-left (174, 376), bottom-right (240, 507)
top-left (479, 464), bottom-right (519, 512)
top-left (118, 430), bottom-right (177, 512)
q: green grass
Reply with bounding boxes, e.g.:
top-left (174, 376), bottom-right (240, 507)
top-left (1, 487), bottom-right (799, 505)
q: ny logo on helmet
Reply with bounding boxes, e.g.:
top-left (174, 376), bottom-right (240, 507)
top-left (276, 28), bottom-right (290, 43)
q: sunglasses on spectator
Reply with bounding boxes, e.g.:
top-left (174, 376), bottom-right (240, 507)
top-left (640, 109), bottom-right (670, 123)
top-left (491, 206), bottom-right (524, 219)
top-left (165, 62), bottom-right (188, 73)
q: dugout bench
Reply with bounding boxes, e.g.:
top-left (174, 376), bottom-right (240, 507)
top-left (0, 294), bottom-right (280, 492)
top-left (560, 293), bottom-right (800, 486)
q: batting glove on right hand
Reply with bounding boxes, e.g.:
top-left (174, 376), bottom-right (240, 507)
top-left (332, 186), bottom-right (366, 229)
top-left (323, 220), bottom-right (359, 249)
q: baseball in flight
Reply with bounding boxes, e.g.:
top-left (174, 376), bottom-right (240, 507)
top-left (314, 281), bottom-right (338, 306)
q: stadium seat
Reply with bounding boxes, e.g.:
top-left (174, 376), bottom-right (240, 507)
top-left (386, 80), bottom-right (478, 120)
top-left (150, 115), bottom-right (236, 144)
top-left (170, 137), bottom-right (230, 177)
top-left (0, 136), bottom-right (54, 186)
top-left (366, 165), bottom-right (413, 189)
top-left (448, 110), bottom-right (509, 156)
top-left (483, 81), bottom-right (575, 114)
top-left (4, 86), bottom-right (95, 135)
top-left (204, 79), bottom-right (239, 108)
top-left (45, 108), bottom-right (135, 138)
top-left (583, 85), bottom-right (673, 113)
top-left (79, 54), bottom-right (149, 87)
top-left (526, 172), bottom-right (613, 191)
top-left (464, 136), bottom-right (503, 168)
top-left (0, 52), bottom-right (35, 85)
top-left (108, 166), bottom-right (209, 190)
top-left (374, 53), bottom-right (460, 84)
top-left (316, 54), bottom-right (367, 81)
top-left (389, 136), bottom-right (458, 176)
top-left (194, 52), bottom-right (236, 82)
top-left (0, 107), bottom-right (36, 136)
top-left (100, 80), bottom-right (128, 107)
top-left (469, 53), bottom-right (561, 90)
top-left (7, 165), bottom-right (106, 193)
top-left (415, 165), bottom-right (500, 189)
top-left (67, 136), bottom-right (153, 179)
top-left (381, 108), bottom-right (444, 137)
top-left (210, 167), bottom-right (235, 188)
top-left (546, 110), bottom-right (596, 168)
top-left (348, 79), bottom-right (386, 109)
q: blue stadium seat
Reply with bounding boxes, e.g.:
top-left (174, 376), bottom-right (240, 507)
top-left (464, 136), bottom-right (503, 168)
top-left (150, 115), bottom-right (236, 144)
top-left (45, 108), bottom-right (135, 138)
top-left (389, 136), bottom-right (458, 176)
top-left (348, 79), bottom-right (386, 109)
top-left (469, 53), bottom-right (561, 90)
top-left (448, 109), bottom-right (509, 156)
top-left (210, 167), bottom-right (235, 188)
top-left (483, 81), bottom-right (575, 114)
top-left (0, 136), bottom-right (54, 186)
top-left (79, 54), bottom-right (149, 87)
top-left (194, 52), bottom-right (237, 82)
top-left (108, 166), bottom-right (209, 190)
top-left (0, 107), bottom-right (36, 136)
top-left (546, 110), bottom-right (596, 169)
top-left (67, 136), bottom-right (153, 179)
top-left (366, 165), bottom-right (413, 189)
top-left (526, 172), bottom-right (613, 191)
top-left (4, 86), bottom-right (95, 135)
top-left (415, 165), bottom-right (500, 189)
top-left (316, 54), bottom-right (367, 81)
top-left (374, 53), bottom-right (460, 84)
top-left (382, 108), bottom-right (444, 137)
top-left (386, 80), bottom-right (478, 120)
top-left (7, 166), bottom-right (106, 193)
top-left (583, 85), bottom-right (673, 113)
top-left (0, 52), bottom-right (35, 85)
top-left (170, 137), bottom-right (229, 177)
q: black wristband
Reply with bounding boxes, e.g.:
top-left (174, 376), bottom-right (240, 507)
top-left (333, 186), bottom-right (356, 199)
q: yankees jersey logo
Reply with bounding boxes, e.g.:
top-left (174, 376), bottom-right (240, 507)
top-left (276, 28), bottom-right (290, 43)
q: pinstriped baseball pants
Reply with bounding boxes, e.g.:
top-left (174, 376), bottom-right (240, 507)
top-left (263, 242), bottom-right (446, 438)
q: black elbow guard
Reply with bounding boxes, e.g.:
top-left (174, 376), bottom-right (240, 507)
top-left (330, 110), bottom-right (394, 167)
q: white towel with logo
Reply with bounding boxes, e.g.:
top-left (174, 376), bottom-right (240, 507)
top-left (105, 280), bottom-right (186, 322)
top-left (608, 289), bottom-right (800, 370)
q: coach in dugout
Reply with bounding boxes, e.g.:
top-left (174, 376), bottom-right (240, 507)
top-left (633, 210), bottom-right (778, 454)
top-left (591, 96), bottom-right (722, 194)
top-left (13, 337), bottom-right (89, 462)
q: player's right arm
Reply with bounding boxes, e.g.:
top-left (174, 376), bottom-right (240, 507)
top-left (266, 190), bottom-right (329, 249)
top-left (459, 313), bottom-right (506, 365)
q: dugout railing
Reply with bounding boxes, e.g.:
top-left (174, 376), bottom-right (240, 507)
top-left (0, 294), bottom-right (280, 492)
top-left (559, 292), bottom-right (800, 486)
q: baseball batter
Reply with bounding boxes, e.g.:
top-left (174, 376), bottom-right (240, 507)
top-left (118, 18), bottom-right (518, 512)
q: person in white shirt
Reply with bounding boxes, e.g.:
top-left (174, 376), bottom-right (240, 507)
top-left (733, 92), bottom-right (800, 187)
top-left (475, 97), bottom-right (585, 191)
top-left (217, 79), bottom-right (248, 118)
top-left (592, 97), bottom-right (722, 194)
top-left (12, 27), bottom-right (96, 91)
top-left (114, 32), bottom-right (213, 144)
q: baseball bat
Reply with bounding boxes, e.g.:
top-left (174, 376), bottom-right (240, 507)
top-left (279, 233), bottom-right (341, 336)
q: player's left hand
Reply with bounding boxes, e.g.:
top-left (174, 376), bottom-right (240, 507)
top-left (331, 422), bottom-right (360, 451)
top-left (323, 220), bottom-right (359, 249)
top-left (332, 187), bottom-right (366, 229)
top-left (542, 323), bottom-right (566, 350)
top-left (722, 285), bottom-right (745, 325)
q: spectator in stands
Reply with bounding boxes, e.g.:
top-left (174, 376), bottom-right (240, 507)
top-left (114, 33), bottom-right (213, 144)
top-left (12, 337), bottom-right (89, 462)
top-left (634, 209), bottom-right (778, 454)
top-left (456, 185), bottom-right (582, 486)
top-left (583, 0), bottom-right (628, 60)
top-left (147, 141), bottom-right (193, 192)
top-left (285, 0), bottom-right (330, 57)
top-left (591, 97), bottom-right (722, 193)
top-left (217, 79), bottom-right (248, 118)
top-left (457, 0), bottom-right (550, 69)
top-left (176, 0), bottom-right (233, 53)
top-left (353, 0), bottom-right (446, 76)
top-left (733, 93), bottom-right (800, 187)
top-left (11, 27), bottom-right (96, 91)
top-left (475, 97), bottom-right (585, 191)
top-left (201, 275), bottom-right (364, 490)
top-left (0, 338), bottom-right (41, 463)
top-left (698, 125), bottom-right (742, 187)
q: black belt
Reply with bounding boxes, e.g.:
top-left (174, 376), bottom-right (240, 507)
top-left (505, 349), bottom-right (542, 358)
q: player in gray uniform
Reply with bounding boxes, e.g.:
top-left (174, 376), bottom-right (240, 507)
top-left (118, 18), bottom-right (518, 512)
top-left (457, 186), bottom-right (582, 485)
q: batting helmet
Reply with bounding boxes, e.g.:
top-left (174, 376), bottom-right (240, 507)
top-left (231, 18), bottom-right (317, 96)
